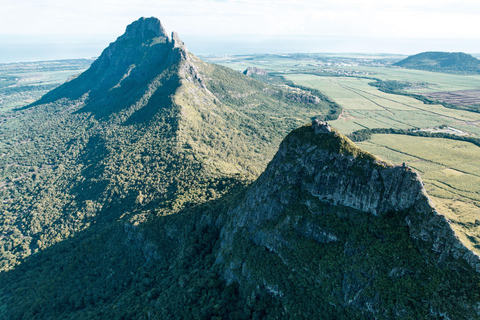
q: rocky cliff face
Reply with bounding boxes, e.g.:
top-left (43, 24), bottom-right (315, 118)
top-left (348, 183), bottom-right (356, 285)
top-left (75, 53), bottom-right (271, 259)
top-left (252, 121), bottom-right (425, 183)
top-left (216, 122), bottom-right (480, 318)
top-left (117, 17), bottom-right (168, 41)
top-left (33, 17), bottom-right (188, 115)
top-left (243, 67), bottom-right (268, 77)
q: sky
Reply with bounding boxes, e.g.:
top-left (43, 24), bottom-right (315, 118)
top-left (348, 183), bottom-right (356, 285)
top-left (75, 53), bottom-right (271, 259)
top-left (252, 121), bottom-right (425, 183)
top-left (1, 0), bottom-right (480, 60)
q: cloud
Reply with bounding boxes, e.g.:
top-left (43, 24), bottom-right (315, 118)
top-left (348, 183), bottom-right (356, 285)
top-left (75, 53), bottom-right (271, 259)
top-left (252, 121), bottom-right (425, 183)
top-left (1, 0), bottom-right (479, 41)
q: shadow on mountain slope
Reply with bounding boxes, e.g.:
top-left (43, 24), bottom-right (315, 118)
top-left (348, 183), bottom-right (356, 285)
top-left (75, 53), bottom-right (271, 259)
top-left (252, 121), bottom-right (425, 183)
top-left (0, 181), bottom-right (257, 320)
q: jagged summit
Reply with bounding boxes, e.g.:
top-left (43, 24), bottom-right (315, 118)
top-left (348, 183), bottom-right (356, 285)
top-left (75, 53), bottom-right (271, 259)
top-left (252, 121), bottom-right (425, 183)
top-left (117, 17), bottom-right (169, 42)
top-left (28, 16), bottom-right (189, 118)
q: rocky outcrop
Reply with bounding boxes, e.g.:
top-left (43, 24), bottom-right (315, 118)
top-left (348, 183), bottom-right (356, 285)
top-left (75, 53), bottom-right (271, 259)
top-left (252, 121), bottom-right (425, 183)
top-left (243, 67), bottom-right (268, 77)
top-left (286, 91), bottom-right (321, 104)
top-left (312, 119), bottom-right (332, 133)
top-left (216, 121), bottom-right (480, 318)
top-left (32, 17), bottom-right (188, 110)
top-left (117, 17), bottom-right (168, 42)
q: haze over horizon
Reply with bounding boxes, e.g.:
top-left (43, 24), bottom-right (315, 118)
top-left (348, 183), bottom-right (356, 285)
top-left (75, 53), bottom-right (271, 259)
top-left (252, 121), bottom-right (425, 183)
top-left (1, 0), bottom-right (480, 62)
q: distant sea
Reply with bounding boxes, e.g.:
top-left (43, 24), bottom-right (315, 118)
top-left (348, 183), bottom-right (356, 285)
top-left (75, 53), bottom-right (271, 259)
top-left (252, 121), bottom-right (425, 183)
top-left (1, 34), bottom-right (479, 63)
top-left (0, 35), bottom-right (114, 63)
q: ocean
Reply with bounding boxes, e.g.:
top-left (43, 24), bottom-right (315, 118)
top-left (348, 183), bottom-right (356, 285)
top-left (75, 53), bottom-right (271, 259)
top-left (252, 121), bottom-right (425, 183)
top-left (0, 35), bottom-right (113, 63)
top-left (1, 34), bottom-right (479, 63)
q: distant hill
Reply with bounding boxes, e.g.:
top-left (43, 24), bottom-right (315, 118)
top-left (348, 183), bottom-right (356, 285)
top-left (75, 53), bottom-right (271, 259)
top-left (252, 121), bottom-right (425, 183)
top-left (394, 51), bottom-right (480, 74)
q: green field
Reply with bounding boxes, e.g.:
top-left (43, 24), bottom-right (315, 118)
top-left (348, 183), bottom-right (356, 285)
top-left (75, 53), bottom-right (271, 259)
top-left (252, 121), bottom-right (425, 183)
top-left (358, 134), bottom-right (480, 254)
top-left (339, 65), bottom-right (480, 92)
top-left (285, 74), bottom-right (480, 135)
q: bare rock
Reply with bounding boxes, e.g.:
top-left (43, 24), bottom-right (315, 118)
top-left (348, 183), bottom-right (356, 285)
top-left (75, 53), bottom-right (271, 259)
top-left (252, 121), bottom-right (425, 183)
top-left (243, 67), bottom-right (268, 77)
top-left (312, 119), bottom-right (332, 133)
top-left (117, 17), bottom-right (168, 42)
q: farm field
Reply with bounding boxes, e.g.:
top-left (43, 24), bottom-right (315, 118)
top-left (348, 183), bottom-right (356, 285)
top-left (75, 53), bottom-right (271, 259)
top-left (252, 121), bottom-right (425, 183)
top-left (338, 65), bottom-right (480, 92)
top-left (424, 89), bottom-right (480, 106)
top-left (284, 74), bottom-right (480, 135)
top-left (357, 134), bottom-right (480, 254)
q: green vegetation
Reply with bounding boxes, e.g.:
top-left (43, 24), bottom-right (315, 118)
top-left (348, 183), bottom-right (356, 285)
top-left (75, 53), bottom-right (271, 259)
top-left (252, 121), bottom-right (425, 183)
top-left (395, 51), bottom-right (480, 74)
top-left (3, 26), bottom-right (480, 318)
top-left (0, 38), bottom-right (337, 271)
top-left (0, 19), bottom-right (348, 319)
top-left (0, 59), bottom-right (92, 113)
top-left (219, 127), bottom-right (480, 317)
top-left (228, 193), bottom-right (480, 318)
top-left (348, 127), bottom-right (480, 147)
top-left (0, 184), bottom-right (275, 319)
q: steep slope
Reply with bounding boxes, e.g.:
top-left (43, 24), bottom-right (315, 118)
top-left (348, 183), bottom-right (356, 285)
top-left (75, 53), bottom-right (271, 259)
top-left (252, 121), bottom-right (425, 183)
top-left (2, 121), bottom-right (480, 320)
top-left (216, 121), bottom-right (480, 319)
top-left (2, 94), bottom-right (480, 318)
top-left (0, 17), bottom-right (338, 271)
top-left (394, 51), bottom-right (480, 74)
top-left (0, 17), bottom-right (341, 318)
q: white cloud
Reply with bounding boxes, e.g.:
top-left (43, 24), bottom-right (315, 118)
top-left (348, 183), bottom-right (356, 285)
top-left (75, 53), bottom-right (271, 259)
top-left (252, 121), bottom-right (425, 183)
top-left (1, 0), bottom-right (480, 41)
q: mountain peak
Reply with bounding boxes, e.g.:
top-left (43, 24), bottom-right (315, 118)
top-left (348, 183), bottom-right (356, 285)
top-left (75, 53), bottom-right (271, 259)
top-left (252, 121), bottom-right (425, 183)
top-left (117, 17), bottom-right (168, 42)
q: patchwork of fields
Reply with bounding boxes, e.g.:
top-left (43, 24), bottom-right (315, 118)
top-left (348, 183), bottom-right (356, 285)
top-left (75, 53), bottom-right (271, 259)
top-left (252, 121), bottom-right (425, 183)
top-left (424, 89), bottom-right (480, 106)
top-left (284, 74), bottom-right (480, 136)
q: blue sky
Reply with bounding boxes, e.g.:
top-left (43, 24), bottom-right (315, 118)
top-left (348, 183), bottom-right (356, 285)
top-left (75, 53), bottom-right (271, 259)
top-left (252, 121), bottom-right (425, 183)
top-left (2, 0), bottom-right (480, 55)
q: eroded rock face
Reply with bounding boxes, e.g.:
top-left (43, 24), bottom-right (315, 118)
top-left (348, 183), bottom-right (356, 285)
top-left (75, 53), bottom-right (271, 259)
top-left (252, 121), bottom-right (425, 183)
top-left (34, 17), bottom-right (191, 111)
top-left (218, 124), bottom-right (429, 251)
top-left (117, 17), bottom-right (168, 41)
top-left (243, 67), bottom-right (268, 77)
top-left (216, 122), bottom-right (480, 318)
